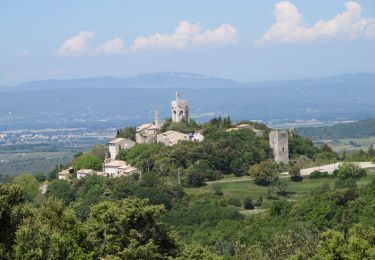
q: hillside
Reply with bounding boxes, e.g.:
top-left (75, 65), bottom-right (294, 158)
top-left (1, 73), bottom-right (375, 130)
top-left (298, 118), bottom-right (375, 139)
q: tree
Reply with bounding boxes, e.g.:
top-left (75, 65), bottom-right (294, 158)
top-left (185, 166), bottom-right (205, 187)
top-left (72, 153), bottom-right (102, 171)
top-left (336, 162), bottom-right (367, 179)
top-left (176, 243), bottom-right (221, 260)
top-left (116, 126), bottom-right (136, 141)
top-left (314, 224), bottom-right (375, 259)
top-left (243, 197), bottom-right (254, 210)
top-left (289, 166), bottom-right (303, 182)
top-left (87, 144), bottom-right (107, 161)
top-left (85, 198), bottom-right (178, 259)
top-left (11, 174), bottom-right (39, 202)
top-left (0, 184), bottom-right (26, 258)
top-left (13, 197), bottom-right (92, 259)
top-left (249, 161), bottom-right (279, 186)
top-left (46, 179), bottom-right (75, 205)
top-left (367, 145), bottom-right (375, 158)
top-left (213, 184), bottom-right (223, 196)
top-left (48, 164), bottom-right (64, 181)
top-left (275, 179), bottom-right (289, 196)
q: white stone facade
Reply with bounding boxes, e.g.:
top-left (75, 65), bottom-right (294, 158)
top-left (157, 130), bottom-right (189, 146)
top-left (103, 160), bottom-right (139, 178)
top-left (108, 138), bottom-right (135, 159)
top-left (171, 92), bottom-right (189, 123)
top-left (77, 169), bottom-right (95, 179)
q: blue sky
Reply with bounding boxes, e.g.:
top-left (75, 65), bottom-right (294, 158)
top-left (1, 0), bottom-right (375, 85)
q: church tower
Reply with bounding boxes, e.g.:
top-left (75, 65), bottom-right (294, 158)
top-left (171, 91), bottom-right (189, 123)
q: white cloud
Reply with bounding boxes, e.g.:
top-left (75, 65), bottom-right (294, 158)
top-left (57, 31), bottom-right (94, 56)
top-left (192, 24), bottom-right (237, 45)
top-left (96, 37), bottom-right (125, 54)
top-left (130, 21), bottom-right (237, 52)
top-left (256, 1), bottom-right (375, 46)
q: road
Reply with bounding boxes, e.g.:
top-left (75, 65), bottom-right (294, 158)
top-left (207, 161), bottom-right (375, 184)
top-left (281, 161), bottom-right (375, 176)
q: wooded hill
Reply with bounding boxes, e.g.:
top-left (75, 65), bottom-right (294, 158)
top-left (298, 118), bottom-right (375, 140)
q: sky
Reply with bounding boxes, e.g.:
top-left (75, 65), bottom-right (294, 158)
top-left (1, 0), bottom-right (375, 85)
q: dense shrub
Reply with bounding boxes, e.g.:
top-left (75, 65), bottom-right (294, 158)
top-left (243, 197), bottom-right (254, 210)
top-left (212, 184), bottom-right (223, 196)
top-left (336, 162), bottom-right (367, 179)
top-left (249, 161), bottom-right (280, 186)
top-left (227, 198), bottom-right (242, 207)
top-left (253, 196), bottom-right (263, 207)
top-left (309, 170), bottom-right (330, 179)
top-left (289, 166), bottom-right (303, 182)
top-left (72, 154), bottom-right (102, 171)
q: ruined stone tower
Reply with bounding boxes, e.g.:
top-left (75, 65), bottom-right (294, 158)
top-left (171, 91), bottom-right (189, 123)
top-left (269, 129), bottom-right (289, 164)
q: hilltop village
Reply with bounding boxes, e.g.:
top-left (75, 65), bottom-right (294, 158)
top-left (58, 91), bottom-right (289, 180)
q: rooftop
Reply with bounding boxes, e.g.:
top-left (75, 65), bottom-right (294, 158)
top-left (104, 160), bottom-right (127, 167)
top-left (77, 169), bottom-right (94, 174)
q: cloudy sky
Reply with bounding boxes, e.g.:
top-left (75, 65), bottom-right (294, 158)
top-left (1, 0), bottom-right (375, 85)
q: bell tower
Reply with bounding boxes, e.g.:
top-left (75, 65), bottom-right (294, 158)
top-left (171, 91), bottom-right (189, 123)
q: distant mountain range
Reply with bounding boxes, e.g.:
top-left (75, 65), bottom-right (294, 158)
top-left (297, 118), bottom-right (375, 140)
top-left (2, 72), bottom-right (375, 91)
top-left (0, 72), bottom-right (375, 130)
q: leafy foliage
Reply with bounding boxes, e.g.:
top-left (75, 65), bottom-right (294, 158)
top-left (71, 154), bottom-right (102, 171)
top-left (116, 126), bottom-right (136, 141)
top-left (249, 161), bottom-right (280, 186)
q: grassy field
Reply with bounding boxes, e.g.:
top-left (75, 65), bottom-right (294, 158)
top-left (185, 171), bottom-right (375, 212)
top-left (327, 136), bottom-right (375, 152)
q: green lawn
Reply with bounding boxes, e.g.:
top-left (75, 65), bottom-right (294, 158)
top-left (330, 136), bottom-right (375, 152)
top-left (185, 174), bottom-right (374, 212)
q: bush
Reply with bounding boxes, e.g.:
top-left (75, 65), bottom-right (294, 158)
top-left (72, 153), bottom-right (102, 171)
top-left (243, 197), bottom-right (254, 210)
top-left (185, 169), bottom-right (205, 187)
top-left (336, 162), bottom-right (367, 179)
top-left (205, 170), bottom-right (222, 181)
top-left (212, 184), bottom-right (223, 196)
top-left (270, 200), bottom-right (291, 216)
top-left (249, 161), bottom-right (279, 186)
top-left (291, 175), bottom-right (303, 182)
top-left (219, 199), bottom-right (228, 207)
top-left (334, 178), bottom-right (358, 190)
top-left (309, 170), bottom-right (330, 179)
top-left (253, 196), bottom-right (263, 207)
top-left (227, 197), bottom-right (242, 207)
top-left (289, 166), bottom-right (303, 182)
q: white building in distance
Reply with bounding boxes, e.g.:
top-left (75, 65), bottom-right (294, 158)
top-left (191, 132), bottom-right (205, 142)
top-left (171, 91), bottom-right (189, 123)
top-left (226, 123), bottom-right (264, 137)
top-left (58, 167), bottom-right (74, 180)
top-left (108, 138), bottom-right (135, 160)
top-left (103, 160), bottom-right (139, 178)
top-left (136, 111), bottom-right (163, 144)
top-left (157, 130), bottom-right (190, 146)
top-left (269, 129), bottom-right (289, 164)
top-left (77, 169), bottom-right (95, 179)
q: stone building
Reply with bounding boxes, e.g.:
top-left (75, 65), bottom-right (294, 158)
top-left (103, 160), bottom-right (138, 178)
top-left (136, 111), bottom-right (163, 144)
top-left (108, 138), bottom-right (135, 160)
top-left (171, 91), bottom-right (189, 123)
top-left (76, 169), bottom-right (95, 179)
top-left (156, 130), bottom-right (190, 146)
top-left (269, 129), bottom-right (289, 164)
top-left (225, 123), bottom-right (264, 137)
